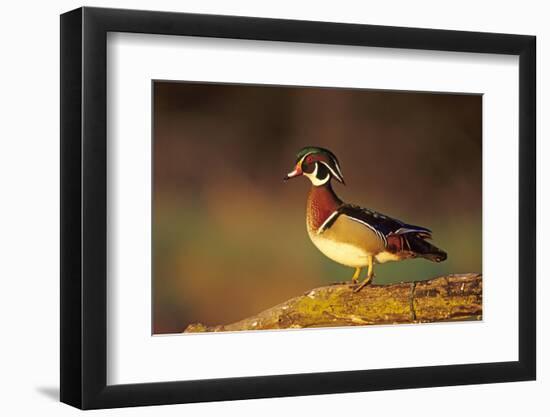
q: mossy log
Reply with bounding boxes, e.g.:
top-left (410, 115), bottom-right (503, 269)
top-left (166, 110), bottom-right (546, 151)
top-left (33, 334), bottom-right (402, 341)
top-left (184, 273), bottom-right (482, 333)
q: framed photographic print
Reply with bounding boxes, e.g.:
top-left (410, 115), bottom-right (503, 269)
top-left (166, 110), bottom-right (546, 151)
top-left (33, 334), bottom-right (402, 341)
top-left (60, 6), bottom-right (536, 409)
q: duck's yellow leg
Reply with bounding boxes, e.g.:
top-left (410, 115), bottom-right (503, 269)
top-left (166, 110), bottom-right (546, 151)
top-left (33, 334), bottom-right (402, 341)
top-left (354, 255), bottom-right (374, 293)
top-left (351, 267), bottom-right (361, 284)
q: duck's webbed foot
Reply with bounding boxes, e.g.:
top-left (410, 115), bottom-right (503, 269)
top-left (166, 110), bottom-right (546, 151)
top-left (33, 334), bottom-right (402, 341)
top-left (351, 267), bottom-right (361, 284)
top-left (353, 256), bottom-right (374, 293)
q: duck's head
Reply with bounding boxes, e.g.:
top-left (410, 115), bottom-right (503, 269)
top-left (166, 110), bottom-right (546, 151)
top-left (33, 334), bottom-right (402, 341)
top-left (284, 146), bottom-right (345, 186)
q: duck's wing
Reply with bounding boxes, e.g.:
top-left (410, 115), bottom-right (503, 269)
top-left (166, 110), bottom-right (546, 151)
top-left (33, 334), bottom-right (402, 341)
top-left (319, 204), bottom-right (432, 240)
top-left (318, 204), bottom-right (445, 262)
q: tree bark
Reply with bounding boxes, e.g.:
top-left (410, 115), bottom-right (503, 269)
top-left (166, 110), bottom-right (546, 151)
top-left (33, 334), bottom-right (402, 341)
top-left (184, 273), bottom-right (482, 333)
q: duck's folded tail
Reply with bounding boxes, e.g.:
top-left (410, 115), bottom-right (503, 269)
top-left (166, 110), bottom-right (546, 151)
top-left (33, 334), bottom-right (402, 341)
top-left (407, 234), bottom-right (447, 262)
top-left (386, 231), bottom-right (447, 263)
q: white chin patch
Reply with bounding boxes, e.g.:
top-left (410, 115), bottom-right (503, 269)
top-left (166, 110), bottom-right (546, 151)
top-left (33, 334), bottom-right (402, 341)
top-left (319, 161), bottom-right (343, 183)
top-left (304, 163), bottom-right (330, 186)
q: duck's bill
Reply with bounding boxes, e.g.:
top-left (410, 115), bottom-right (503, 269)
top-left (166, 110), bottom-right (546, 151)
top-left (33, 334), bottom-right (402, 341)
top-left (284, 166), bottom-right (302, 180)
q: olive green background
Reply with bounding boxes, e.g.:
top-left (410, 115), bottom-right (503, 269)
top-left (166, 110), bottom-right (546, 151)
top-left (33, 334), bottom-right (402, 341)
top-left (153, 81), bottom-right (482, 334)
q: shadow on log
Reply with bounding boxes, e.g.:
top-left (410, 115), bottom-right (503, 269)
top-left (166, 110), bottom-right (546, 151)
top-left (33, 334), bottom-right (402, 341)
top-left (184, 273), bottom-right (482, 333)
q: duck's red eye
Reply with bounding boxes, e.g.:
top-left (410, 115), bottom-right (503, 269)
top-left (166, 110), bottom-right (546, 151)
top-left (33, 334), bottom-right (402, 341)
top-left (306, 155), bottom-right (314, 164)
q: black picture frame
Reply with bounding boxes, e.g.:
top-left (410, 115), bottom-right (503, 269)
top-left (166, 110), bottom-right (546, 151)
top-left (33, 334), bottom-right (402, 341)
top-left (60, 6), bottom-right (536, 410)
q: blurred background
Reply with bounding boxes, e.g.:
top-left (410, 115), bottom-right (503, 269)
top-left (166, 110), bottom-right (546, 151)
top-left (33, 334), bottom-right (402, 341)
top-left (153, 81), bottom-right (482, 334)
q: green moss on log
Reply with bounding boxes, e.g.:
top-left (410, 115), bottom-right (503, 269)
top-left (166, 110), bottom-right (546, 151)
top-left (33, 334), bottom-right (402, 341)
top-left (184, 273), bottom-right (482, 333)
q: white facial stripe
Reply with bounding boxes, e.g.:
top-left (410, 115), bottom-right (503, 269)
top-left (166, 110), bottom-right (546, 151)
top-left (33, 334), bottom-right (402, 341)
top-left (304, 162), bottom-right (330, 186)
top-left (333, 160), bottom-right (344, 181)
top-left (319, 161), bottom-right (343, 182)
top-left (298, 151), bottom-right (344, 185)
top-left (297, 152), bottom-right (314, 167)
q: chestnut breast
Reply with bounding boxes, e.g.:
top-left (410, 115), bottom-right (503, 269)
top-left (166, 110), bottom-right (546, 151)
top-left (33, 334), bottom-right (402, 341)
top-left (306, 185), bottom-right (342, 233)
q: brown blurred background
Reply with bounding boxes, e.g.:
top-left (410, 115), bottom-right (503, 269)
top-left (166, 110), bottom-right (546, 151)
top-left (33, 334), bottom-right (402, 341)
top-left (153, 81), bottom-right (482, 334)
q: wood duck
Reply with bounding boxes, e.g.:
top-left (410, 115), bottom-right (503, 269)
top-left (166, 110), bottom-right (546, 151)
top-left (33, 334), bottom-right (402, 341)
top-left (284, 146), bottom-right (447, 292)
